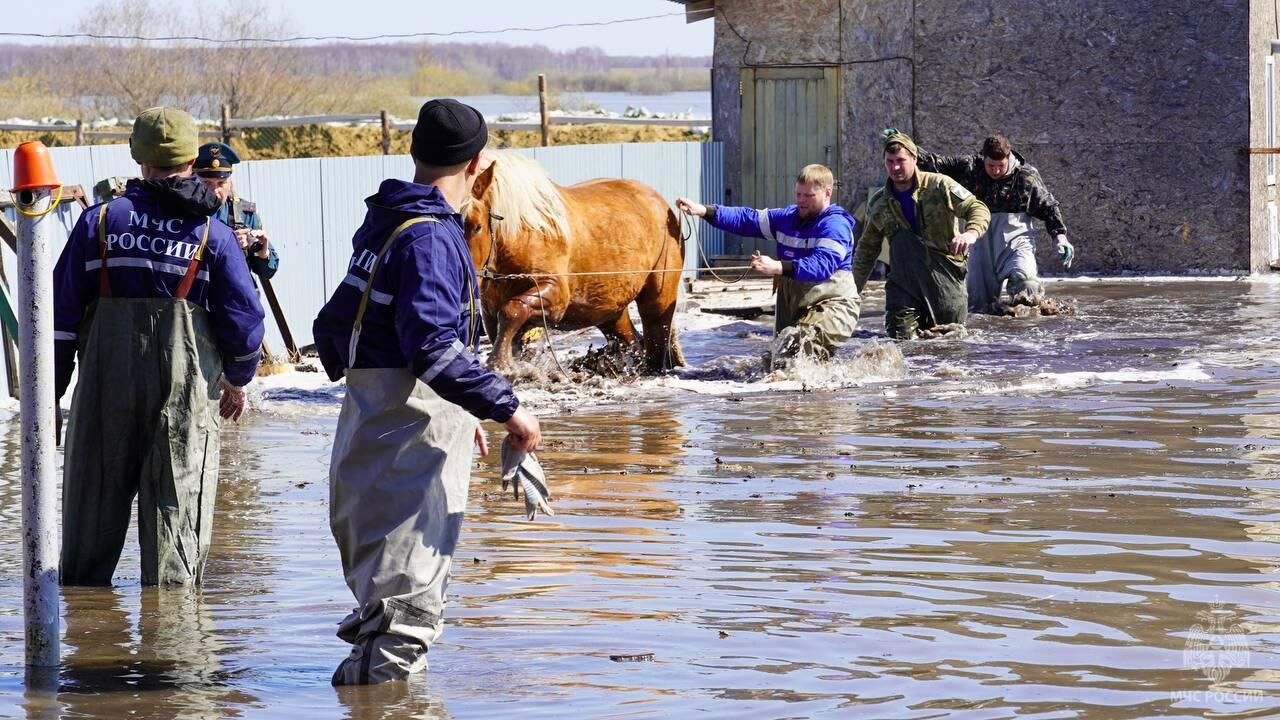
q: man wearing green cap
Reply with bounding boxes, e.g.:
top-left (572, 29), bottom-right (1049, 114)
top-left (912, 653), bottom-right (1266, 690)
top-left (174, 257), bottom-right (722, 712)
top-left (852, 129), bottom-right (990, 339)
top-left (53, 106), bottom-right (266, 586)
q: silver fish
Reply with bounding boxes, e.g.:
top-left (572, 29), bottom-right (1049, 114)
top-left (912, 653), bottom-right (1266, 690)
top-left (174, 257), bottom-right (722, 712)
top-left (500, 436), bottom-right (554, 520)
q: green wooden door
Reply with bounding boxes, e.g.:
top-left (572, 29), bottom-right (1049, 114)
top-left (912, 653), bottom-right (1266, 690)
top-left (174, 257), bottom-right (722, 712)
top-left (740, 66), bottom-right (839, 253)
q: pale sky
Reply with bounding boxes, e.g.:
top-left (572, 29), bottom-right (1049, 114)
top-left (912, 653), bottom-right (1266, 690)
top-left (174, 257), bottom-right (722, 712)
top-left (5, 0), bottom-right (713, 57)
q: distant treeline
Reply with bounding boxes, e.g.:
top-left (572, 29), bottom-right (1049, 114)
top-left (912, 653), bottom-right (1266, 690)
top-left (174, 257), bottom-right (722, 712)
top-left (0, 40), bottom-right (710, 120)
top-left (0, 41), bottom-right (708, 79)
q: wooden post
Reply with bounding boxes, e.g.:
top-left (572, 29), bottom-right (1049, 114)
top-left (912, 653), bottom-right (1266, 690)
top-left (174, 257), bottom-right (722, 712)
top-left (221, 104), bottom-right (231, 145)
top-left (0, 248), bottom-right (19, 400)
top-left (380, 110), bottom-right (391, 155)
top-left (260, 278), bottom-right (300, 363)
top-left (74, 120), bottom-right (84, 147)
top-left (538, 74), bottom-right (551, 147)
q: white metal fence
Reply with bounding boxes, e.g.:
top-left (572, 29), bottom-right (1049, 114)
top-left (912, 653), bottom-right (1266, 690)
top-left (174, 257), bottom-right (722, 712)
top-left (0, 142), bottom-right (725, 359)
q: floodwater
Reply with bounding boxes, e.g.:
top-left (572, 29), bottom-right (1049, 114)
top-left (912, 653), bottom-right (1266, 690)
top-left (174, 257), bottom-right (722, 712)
top-left (428, 91), bottom-right (711, 119)
top-left (2, 278), bottom-right (1280, 719)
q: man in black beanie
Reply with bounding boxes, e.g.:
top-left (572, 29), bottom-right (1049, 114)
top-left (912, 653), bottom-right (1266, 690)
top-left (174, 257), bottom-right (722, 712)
top-left (314, 98), bottom-right (541, 685)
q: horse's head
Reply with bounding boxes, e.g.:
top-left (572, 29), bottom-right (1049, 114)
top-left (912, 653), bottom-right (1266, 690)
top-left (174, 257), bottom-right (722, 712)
top-left (463, 160), bottom-right (499, 273)
top-left (462, 150), bottom-right (571, 277)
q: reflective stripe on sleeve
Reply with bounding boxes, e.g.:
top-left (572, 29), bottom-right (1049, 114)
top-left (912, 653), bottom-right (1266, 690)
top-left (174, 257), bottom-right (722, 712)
top-left (419, 339), bottom-right (467, 384)
top-left (342, 273), bottom-right (394, 305)
top-left (756, 209), bottom-right (773, 240)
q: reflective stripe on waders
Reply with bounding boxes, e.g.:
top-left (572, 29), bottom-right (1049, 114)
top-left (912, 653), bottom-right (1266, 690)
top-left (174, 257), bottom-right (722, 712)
top-left (346, 216), bottom-right (482, 368)
top-left (96, 200), bottom-right (212, 300)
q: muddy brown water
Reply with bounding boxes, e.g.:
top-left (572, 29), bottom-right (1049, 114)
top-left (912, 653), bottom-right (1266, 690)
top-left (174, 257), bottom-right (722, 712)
top-left (2, 279), bottom-right (1280, 718)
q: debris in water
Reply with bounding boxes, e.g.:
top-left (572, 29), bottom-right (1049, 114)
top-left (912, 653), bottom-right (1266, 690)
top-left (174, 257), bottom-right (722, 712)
top-left (568, 340), bottom-right (647, 379)
top-left (990, 291), bottom-right (1077, 317)
top-left (609, 653), bottom-right (655, 663)
top-left (713, 456), bottom-right (753, 473)
top-left (918, 323), bottom-right (967, 339)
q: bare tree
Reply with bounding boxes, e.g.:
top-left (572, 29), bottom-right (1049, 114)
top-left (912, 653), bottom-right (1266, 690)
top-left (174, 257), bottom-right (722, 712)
top-left (66, 0), bottom-right (310, 119)
top-left (69, 0), bottom-right (204, 118)
top-left (201, 0), bottom-right (311, 117)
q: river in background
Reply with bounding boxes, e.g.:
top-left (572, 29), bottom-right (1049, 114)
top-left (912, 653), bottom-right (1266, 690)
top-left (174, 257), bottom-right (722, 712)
top-left (413, 91), bottom-right (710, 118)
top-left (1, 278), bottom-right (1280, 718)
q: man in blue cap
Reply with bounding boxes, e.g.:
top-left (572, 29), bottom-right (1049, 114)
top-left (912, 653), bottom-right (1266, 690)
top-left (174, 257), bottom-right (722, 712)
top-left (195, 141), bottom-right (279, 280)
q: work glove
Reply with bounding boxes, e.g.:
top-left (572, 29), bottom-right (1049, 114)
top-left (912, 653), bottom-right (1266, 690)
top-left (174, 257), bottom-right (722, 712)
top-left (1055, 234), bottom-right (1074, 269)
top-left (500, 436), bottom-right (553, 521)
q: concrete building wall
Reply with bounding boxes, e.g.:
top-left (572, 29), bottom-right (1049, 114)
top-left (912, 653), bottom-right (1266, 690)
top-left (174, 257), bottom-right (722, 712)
top-left (1250, 0), bottom-right (1279, 272)
top-left (702, 0), bottom-right (1265, 273)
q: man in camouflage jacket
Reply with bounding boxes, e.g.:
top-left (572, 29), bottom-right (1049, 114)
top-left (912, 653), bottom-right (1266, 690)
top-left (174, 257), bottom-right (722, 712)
top-left (852, 130), bottom-right (990, 339)
top-left (918, 134), bottom-right (1074, 312)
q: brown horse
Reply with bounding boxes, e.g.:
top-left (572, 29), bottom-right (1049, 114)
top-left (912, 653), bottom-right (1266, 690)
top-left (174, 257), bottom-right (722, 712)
top-left (464, 150), bottom-right (686, 371)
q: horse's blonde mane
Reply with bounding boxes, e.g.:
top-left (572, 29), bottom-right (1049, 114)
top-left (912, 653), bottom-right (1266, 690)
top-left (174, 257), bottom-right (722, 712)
top-left (479, 150), bottom-right (572, 243)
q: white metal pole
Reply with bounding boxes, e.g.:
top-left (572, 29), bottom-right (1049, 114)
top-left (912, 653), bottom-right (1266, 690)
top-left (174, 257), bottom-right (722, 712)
top-left (17, 184), bottom-right (59, 668)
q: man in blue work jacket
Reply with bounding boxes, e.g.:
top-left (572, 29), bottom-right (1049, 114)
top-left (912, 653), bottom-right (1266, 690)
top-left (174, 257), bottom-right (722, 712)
top-left (313, 98), bottom-right (542, 685)
top-left (676, 163), bottom-right (860, 365)
top-left (53, 106), bottom-right (266, 586)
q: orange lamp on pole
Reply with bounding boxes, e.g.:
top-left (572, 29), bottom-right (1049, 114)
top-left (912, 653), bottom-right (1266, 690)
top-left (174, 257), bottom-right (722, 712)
top-left (12, 141), bottom-right (61, 193)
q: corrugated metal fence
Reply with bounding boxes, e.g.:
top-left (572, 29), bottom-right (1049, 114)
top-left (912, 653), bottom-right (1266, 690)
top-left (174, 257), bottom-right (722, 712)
top-left (0, 142), bottom-right (724, 361)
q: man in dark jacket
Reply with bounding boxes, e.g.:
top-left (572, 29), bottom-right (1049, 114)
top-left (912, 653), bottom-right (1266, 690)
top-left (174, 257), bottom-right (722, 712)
top-left (918, 134), bottom-right (1075, 312)
top-left (195, 141), bottom-right (279, 281)
top-left (313, 98), bottom-right (541, 685)
top-left (53, 106), bottom-right (266, 586)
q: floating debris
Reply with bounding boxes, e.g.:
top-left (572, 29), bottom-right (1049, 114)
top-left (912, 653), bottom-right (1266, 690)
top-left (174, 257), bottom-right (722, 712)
top-left (609, 653), bottom-right (655, 663)
top-left (917, 323), bottom-right (967, 339)
top-left (568, 340), bottom-right (647, 379)
top-left (989, 291), bottom-right (1078, 318)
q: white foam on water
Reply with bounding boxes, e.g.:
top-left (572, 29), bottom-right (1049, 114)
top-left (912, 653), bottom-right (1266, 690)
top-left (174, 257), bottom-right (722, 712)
top-left (933, 361), bottom-right (1215, 399)
top-left (508, 340), bottom-right (909, 413)
top-left (248, 362), bottom-right (345, 417)
top-left (676, 307), bottom-right (757, 332)
top-left (1036, 362), bottom-right (1211, 389)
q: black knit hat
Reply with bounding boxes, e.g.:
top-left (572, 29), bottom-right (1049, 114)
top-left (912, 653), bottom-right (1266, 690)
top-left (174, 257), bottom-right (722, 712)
top-left (411, 99), bottom-right (488, 166)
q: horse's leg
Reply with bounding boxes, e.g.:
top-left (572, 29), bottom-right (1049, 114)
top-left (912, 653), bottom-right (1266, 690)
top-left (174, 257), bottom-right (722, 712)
top-left (495, 279), bottom-right (568, 367)
top-left (598, 311), bottom-right (639, 347)
top-left (481, 309), bottom-right (499, 345)
top-left (636, 233), bottom-right (686, 371)
top-left (489, 302), bottom-right (524, 370)
top-left (636, 275), bottom-right (684, 370)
